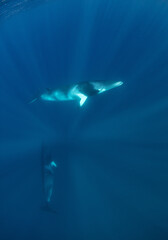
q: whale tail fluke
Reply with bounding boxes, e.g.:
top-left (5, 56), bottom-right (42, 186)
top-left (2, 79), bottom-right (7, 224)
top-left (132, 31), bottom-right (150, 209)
top-left (41, 202), bottom-right (58, 214)
top-left (28, 97), bottom-right (38, 104)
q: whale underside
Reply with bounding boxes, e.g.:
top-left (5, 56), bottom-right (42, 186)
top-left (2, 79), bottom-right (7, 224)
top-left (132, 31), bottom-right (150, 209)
top-left (30, 80), bottom-right (123, 106)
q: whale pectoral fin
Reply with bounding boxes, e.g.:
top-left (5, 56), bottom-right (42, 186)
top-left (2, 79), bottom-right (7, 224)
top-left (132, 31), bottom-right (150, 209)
top-left (79, 95), bottom-right (87, 107)
top-left (76, 93), bottom-right (88, 107)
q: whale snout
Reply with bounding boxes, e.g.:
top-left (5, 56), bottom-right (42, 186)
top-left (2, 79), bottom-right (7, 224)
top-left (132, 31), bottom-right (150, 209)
top-left (112, 81), bottom-right (123, 87)
top-left (113, 81), bottom-right (123, 87)
top-left (105, 80), bottom-right (124, 91)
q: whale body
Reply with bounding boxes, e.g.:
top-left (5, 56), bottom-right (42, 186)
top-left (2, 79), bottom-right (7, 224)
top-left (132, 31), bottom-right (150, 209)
top-left (31, 80), bottom-right (123, 107)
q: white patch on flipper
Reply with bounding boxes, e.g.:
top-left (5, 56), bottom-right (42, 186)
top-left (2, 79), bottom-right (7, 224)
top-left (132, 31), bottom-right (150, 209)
top-left (50, 161), bottom-right (57, 168)
top-left (76, 93), bottom-right (88, 107)
top-left (80, 96), bottom-right (87, 106)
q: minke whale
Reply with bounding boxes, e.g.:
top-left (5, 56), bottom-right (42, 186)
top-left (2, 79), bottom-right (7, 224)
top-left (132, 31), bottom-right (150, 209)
top-left (41, 144), bottom-right (58, 213)
top-left (30, 80), bottom-right (123, 107)
top-left (44, 160), bottom-right (57, 203)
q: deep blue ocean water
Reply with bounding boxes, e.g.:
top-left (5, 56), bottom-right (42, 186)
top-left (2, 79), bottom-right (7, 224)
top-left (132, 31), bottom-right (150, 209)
top-left (0, 0), bottom-right (168, 239)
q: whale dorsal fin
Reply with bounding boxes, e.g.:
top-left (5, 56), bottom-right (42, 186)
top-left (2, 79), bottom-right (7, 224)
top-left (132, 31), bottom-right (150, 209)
top-left (46, 88), bottom-right (51, 92)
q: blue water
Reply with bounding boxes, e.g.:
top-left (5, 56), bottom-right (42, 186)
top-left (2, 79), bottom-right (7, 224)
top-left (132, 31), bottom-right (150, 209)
top-left (0, 0), bottom-right (168, 239)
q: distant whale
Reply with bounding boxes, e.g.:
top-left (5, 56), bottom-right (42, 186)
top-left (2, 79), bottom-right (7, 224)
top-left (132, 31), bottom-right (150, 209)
top-left (30, 80), bottom-right (123, 107)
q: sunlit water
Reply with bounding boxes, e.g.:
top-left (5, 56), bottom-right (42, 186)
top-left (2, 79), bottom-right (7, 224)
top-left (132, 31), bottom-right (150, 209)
top-left (0, 0), bottom-right (168, 239)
